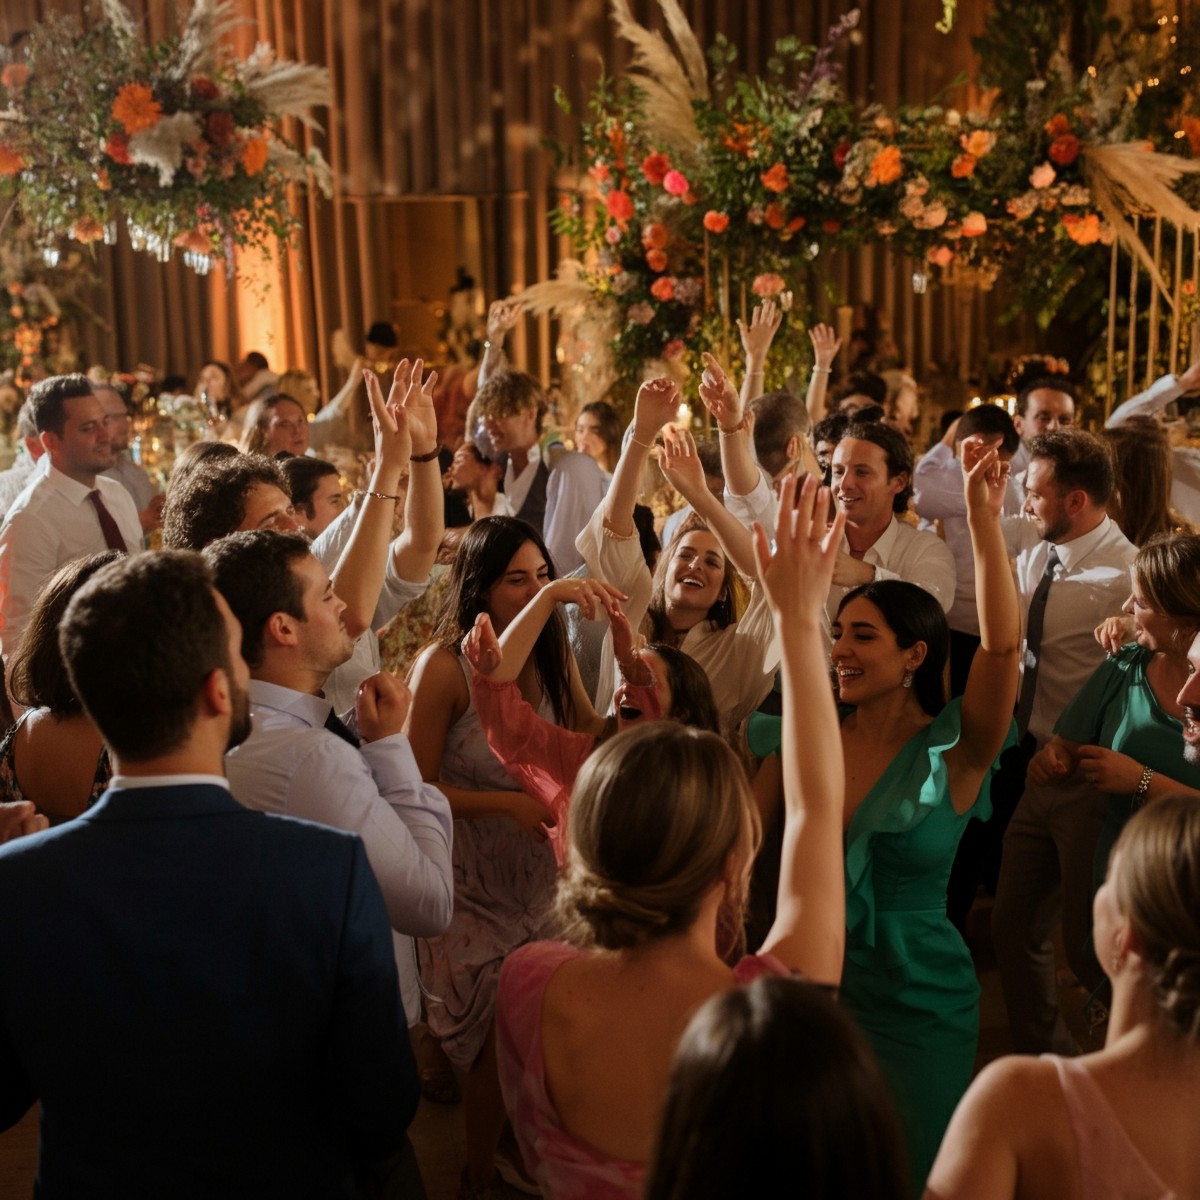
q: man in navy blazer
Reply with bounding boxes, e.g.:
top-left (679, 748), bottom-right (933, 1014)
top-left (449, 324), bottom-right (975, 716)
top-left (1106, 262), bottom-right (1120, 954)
top-left (0, 551), bottom-right (418, 1198)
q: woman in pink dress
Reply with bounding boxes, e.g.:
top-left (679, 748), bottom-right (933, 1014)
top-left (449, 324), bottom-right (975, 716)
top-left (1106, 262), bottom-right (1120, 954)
top-left (495, 473), bottom-right (849, 1200)
top-left (927, 791), bottom-right (1200, 1199)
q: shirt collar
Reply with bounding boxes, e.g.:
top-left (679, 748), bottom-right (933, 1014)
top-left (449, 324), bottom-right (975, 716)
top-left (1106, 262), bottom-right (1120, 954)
top-left (843, 515), bottom-right (902, 564)
top-left (1049, 514), bottom-right (1115, 572)
top-left (45, 460), bottom-right (101, 505)
top-left (248, 678), bottom-right (331, 728)
top-left (110, 772), bottom-right (231, 791)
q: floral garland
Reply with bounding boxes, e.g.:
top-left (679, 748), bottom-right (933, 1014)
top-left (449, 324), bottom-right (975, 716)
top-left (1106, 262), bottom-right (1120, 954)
top-left (0, 0), bottom-right (332, 273)
top-left (545, 3), bottom-right (1200, 396)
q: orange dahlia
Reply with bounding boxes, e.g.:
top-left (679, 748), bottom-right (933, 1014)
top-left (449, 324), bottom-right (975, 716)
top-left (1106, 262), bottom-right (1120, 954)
top-left (112, 83), bottom-right (162, 134)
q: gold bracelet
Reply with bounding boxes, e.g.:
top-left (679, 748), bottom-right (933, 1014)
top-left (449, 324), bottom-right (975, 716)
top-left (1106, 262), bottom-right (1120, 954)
top-left (364, 489), bottom-right (402, 501)
top-left (629, 434), bottom-right (654, 450)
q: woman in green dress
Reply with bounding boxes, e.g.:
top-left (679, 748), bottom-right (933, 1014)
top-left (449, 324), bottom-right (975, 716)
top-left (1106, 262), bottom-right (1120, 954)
top-left (831, 438), bottom-right (1019, 1190)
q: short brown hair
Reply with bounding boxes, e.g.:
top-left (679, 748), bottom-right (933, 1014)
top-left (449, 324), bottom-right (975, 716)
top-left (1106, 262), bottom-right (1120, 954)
top-left (1028, 429), bottom-right (1114, 507)
top-left (475, 369), bottom-right (544, 428)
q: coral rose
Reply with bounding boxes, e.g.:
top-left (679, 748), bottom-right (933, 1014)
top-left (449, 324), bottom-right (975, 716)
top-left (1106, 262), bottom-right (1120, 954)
top-left (1, 63), bottom-right (29, 91)
top-left (961, 211), bottom-right (988, 237)
top-left (663, 169), bottom-right (690, 196)
top-left (0, 144), bottom-right (22, 176)
top-left (751, 273), bottom-right (786, 297)
top-left (1048, 134), bottom-right (1081, 167)
top-left (760, 162), bottom-right (789, 193)
top-left (951, 153), bottom-right (976, 179)
top-left (605, 190), bottom-right (634, 223)
top-left (641, 222), bottom-right (669, 250)
top-left (650, 276), bottom-right (676, 302)
top-left (1029, 162), bottom-right (1056, 189)
top-left (645, 248), bottom-right (668, 272)
top-left (703, 210), bottom-right (730, 233)
top-left (241, 137), bottom-right (269, 177)
top-left (1044, 113), bottom-right (1072, 138)
top-left (927, 245), bottom-right (954, 267)
top-left (641, 152), bottom-right (671, 185)
top-left (786, 216), bottom-right (806, 233)
top-left (1062, 213), bottom-right (1101, 245)
top-left (112, 82), bottom-right (162, 135)
top-left (765, 202), bottom-right (786, 230)
top-left (867, 145), bottom-right (903, 186)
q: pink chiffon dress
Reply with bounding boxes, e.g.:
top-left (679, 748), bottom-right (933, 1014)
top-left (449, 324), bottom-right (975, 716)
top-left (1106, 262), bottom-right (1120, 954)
top-left (495, 940), bottom-right (790, 1200)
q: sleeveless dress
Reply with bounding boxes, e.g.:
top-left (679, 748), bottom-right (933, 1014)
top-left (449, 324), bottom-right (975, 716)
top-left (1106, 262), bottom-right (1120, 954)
top-left (417, 657), bottom-right (558, 1069)
top-left (0, 709), bottom-right (110, 818)
top-left (840, 698), bottom-right (1015, 1192)
top-left (495, 940), bottom-right (790, 1200)
top-left (1044, 1055), bottom-right (1176, 1199)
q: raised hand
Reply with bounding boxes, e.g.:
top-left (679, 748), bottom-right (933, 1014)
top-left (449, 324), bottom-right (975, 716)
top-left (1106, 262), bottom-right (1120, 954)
top-left (632, 376), bottom-right (681, 443)
top-left (962, 436), bottom-right (1009, 517)
top-left (396, 357), bottom-right (439, 456)
top-left (737, 300), bottom-right (782, 363)
top-left (365, 363), bottom-right (412, 478)
top-left (356, 671), bottom-right (413, 742)
top-left (753, 472), bottom-right (846, 620)
top-left (610, 609), bottom-right (654, 686)
top-left (462, 612), bottom-right (504, 676)
top-left (658, 425), bottom-right (709, 502)
top-left (1095, 611), bottom-right (1135, 654)
top-left (697, 352), bottom-right (742, 431)
top-left (808, 322), bottom-right (842, 370)
top-left (486, 298), bottom-right (523, 343)
top-left (543, 576), bottom-right (626, 622)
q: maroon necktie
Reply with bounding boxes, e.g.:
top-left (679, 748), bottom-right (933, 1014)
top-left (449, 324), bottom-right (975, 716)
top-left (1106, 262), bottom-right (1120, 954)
top-left (87, 490), bottom-right (130, 552)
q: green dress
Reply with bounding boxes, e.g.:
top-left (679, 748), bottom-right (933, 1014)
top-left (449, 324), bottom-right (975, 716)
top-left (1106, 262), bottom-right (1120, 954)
top-left (841, 698), bottom-right (1014, 1192)
top-left (1054, 642), bottom-right (1200, 878)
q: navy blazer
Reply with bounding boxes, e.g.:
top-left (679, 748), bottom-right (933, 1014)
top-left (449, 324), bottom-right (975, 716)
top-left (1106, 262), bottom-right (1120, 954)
top-left (0, 783), bottom-right (417, 1198)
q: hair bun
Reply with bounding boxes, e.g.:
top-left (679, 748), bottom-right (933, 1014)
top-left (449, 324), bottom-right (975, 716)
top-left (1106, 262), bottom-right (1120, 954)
top-left (559, 871), bottom-right (673, 951)
top-left (1156, 946), bottom-right (1200, 1041)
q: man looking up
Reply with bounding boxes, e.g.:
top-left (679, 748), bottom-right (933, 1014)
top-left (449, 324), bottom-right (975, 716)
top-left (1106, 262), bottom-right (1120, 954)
top-left (0, 551), bottom-right (416, 1196)
top-left (0, 374), bottom-right (141, 662)
top-left (206, 530), bottom-right (453, 1027)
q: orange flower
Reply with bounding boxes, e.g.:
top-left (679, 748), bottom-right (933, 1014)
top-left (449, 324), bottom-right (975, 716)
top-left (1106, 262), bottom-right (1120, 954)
top-left (71, 216), bottom-right (106, 244)
top-left (111, 82), bottom-right (162, 135)
top-left (764, 202), bottom-right (786, 230)
top-left (174, 228), bottom-right (213, 254)
top-left (867, 145), bottom-right (902, 186)
top-left (641, 222), bottom-right (669, 250)
top-left (641, 153), bottom-right (671, 185)
top-left (650, 276), bottom-right (675, 302)
top-left (1044, 113), bottom-right (1072, 138)
top-left (722, 121), bottom-right (755, 156)
top-left (1048, 134), bottom-right (1081, 166)
top-left (1184, 116), bottom-right (1200, 156)
top-left (0, 143), bottom-right (23, 176)
top-left (960, 129), bottom-right (995, 158)
top-left (703, 210), bottom-right (730, 233)
top-left (605, 190), bottom-right (634, 223)
top-left (951, 153), bottom-right (976, 179)
top-left (1062, 212), bottom-right (1101, 245)
top-left (961, 211), bottom-right (988, 237)
top-left (786, 215), bottom-right (806, 233)
top-left (241, 137), bottom-right (269, 177)
top-left (1, 63), bottom-right (29, 91)
top-left (760, 162), bottom-right (789, 193)
top-left (645, 248), bottom-right (668, 272)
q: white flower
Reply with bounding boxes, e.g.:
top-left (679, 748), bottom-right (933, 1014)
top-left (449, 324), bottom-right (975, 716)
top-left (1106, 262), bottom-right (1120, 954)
top-left (129, 112), bottom-right (202, 187)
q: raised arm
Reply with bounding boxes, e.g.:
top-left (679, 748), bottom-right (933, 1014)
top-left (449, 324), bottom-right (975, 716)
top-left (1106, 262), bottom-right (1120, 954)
top-left (603, 377), bottom-right (679, 537)
top-left (470, 298), bottom-right (523, 396)
top-left (955, 438), bottom-right (1021, 784)
top-left (699, 352), bottom-right (758, 500)
top-left (659, 426), bottom-right (758, 580)
top-left (737, 299), bottom-right (781, 410)
top-left (756, 474), bottom-right (847, 983)
top-left (804, 322), bottom-right (842, 425)
top-left (388, 362), bottom-right (445, 584)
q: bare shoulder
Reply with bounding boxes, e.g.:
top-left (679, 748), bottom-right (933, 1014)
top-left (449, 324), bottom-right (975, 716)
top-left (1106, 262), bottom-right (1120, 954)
top-left (407, 643), bottom-right (467, 696)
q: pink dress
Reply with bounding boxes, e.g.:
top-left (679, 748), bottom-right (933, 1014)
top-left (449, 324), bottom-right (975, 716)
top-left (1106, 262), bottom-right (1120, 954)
top-left (1045, 1055), bottom-right (1177, 1200)
top-left (496, 940), bottom-right (790, 1200)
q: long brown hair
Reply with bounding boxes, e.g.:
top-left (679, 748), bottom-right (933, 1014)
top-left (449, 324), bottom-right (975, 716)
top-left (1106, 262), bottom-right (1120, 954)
top-left (1103, 420), bottom-right (1194, 546)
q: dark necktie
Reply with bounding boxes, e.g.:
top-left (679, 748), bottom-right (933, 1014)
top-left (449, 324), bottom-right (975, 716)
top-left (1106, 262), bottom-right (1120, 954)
top-left (1014, 545), bottom-right (1060, 737)
top-left (87, 490), bottom-right (129, 552)
top-left (323, 709), bottom-right (360, 748)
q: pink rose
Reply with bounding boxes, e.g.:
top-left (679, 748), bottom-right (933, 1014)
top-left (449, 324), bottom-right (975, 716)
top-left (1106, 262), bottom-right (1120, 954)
top-left (751, 273), bottom-right (786, 297)
top-left (927, 245), bottom-right (954, 267)
top-left (1029, 162), bottom-right (1056, 190)
top-left (961, 211), bottom-right (988, 237)
top-left (662, 169), bottom-right (690, 196)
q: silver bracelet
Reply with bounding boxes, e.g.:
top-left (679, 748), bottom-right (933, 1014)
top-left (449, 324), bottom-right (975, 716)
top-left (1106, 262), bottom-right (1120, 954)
top-left (1133, 764), bottom-right (1155, 807)
top-left (811, 366), bottom-right (831, 374)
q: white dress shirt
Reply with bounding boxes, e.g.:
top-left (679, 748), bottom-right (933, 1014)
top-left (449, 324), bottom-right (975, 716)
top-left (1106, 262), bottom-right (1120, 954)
top-left (913, 442), bottom-right (1023, 635)
top-left (1105, 372), bottom-right (1200, 524)
top-left (225, 680), bottom-right (454, 1022)
top-left (1002, 514), bottom-right (1136, 745)
top-left (0, 453), bottom-right (37, 519)
top-left (101, 452), bottom-right (161, 514)
top-left (0, 458), bottom-right (142, 659)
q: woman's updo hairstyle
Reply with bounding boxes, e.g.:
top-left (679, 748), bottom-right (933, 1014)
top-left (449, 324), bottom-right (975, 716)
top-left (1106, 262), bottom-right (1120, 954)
top-left (1113, 793), bottom-right (1200, 1042)
top-left (557, 722), bottom-right (758, 957)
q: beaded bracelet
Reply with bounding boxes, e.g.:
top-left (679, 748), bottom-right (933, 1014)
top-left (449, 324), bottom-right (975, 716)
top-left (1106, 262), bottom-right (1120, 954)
top-left (1132, 764), bottom-right (1155, 807)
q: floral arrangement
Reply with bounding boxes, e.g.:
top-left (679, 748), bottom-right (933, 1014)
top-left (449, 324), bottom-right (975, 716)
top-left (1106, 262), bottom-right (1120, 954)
top-left (0, 0), bottom-right (332, 273)
top-left (539, 0), bottom-right (1200, 398)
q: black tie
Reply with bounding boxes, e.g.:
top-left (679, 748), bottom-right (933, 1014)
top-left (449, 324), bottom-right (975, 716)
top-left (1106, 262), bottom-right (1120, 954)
top-left (87, 490), bottom-right (130, 552)
top-left (323, 709), bottom-right (360, 748)
top-left (1014, 546), bottom-right (1060, 737)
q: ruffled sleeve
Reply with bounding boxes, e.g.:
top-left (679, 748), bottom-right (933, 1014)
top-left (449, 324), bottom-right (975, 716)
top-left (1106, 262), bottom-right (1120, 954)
top-left (844, 698), bottom-right (1016, 948)
top-left (1053, 643), bottom-right (1142, 744)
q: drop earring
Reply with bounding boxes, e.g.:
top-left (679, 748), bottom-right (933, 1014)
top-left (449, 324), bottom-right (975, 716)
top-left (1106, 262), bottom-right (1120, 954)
top-left (902, 671), bottom-right (913, 689)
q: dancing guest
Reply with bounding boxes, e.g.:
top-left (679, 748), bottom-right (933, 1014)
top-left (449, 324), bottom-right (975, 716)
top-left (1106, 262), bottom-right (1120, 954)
top-left (577, 377), bottom-right (779, 731)
top-left (280, 455), bottom-right (347, 539)
top-left (750, 437), bottom-right (1018, 1188)
top-left (496, 473), bottom-right (848, 1199)
top-left (573, 401), bottom-right (623, 478)
top-left (927, 794), bottom-right (1200, 1200)
top-left (1101, 418), bottom-right (1194, 545)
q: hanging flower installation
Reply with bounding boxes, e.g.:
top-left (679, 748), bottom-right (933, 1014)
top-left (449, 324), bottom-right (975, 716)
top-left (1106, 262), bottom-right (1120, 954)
top-left (0, 0), bottom-right (333, 275)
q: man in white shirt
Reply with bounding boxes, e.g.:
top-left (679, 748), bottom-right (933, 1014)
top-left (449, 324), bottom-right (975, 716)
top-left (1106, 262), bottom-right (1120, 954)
top-left (94, 382), bottom-right (163, 536)
top-left (0, 374), bottom-right (141, 663)
top-left (0, 399), bottom-right (43, 518)
top-left (206, 529), bottom-right (454, 1027)
top-left (991, 429), bottom-right (1137, 1053)
top-left (1007, 368), bottom-right (1077, 500)
top-left (1104, 354), bottom-right (1200, 524)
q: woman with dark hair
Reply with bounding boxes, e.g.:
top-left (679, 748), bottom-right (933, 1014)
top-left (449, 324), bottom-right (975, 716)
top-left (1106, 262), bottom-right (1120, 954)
top-left (192, 359), bottom-right (246, 437)
top-left (928, 793), bottom-right (1200, 1198)
top-left (1101, 418), bottom-right (1194, 546)
top-left (0, 552), bottom-right (122, 821)
top-left (577, 378), bottom-right (778, 735)
top-left (495, 473), bottom-right (848, 1200)
top-left (574, 400), bottom-right (623, 476)
top-left (646, 976), bottom-right (909, 1200)
top-left (750, 437), bottom-right (1019, 1189)
top-left (405, 514), bottom-right (610, 1193)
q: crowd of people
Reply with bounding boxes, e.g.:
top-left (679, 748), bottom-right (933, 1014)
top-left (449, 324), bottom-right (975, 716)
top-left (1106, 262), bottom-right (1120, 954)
top-left (0, 300), bottom-right (1198, 1200)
